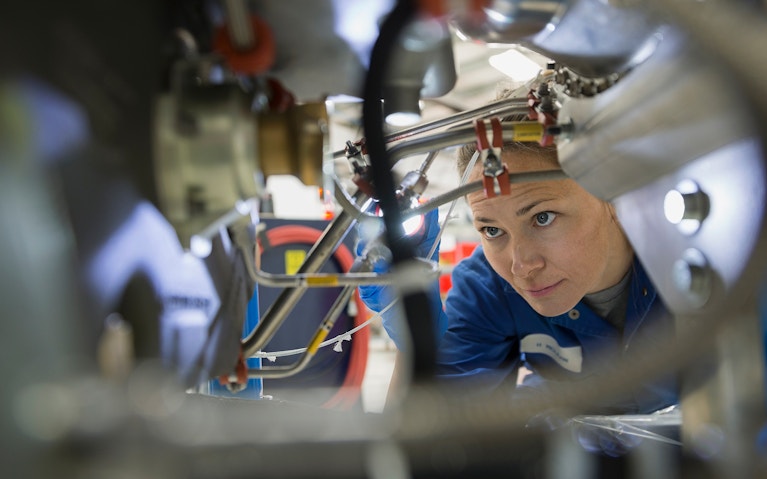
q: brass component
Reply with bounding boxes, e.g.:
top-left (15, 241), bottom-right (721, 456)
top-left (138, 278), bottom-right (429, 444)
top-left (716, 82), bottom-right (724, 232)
top-left (257, 101), bottom-right (328, 187)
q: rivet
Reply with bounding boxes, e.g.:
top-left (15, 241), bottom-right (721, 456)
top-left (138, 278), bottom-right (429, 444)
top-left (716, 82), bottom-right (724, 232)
top-left (568, 309), bottom-right (580, 320)
top-left (672, 248), bottom-right (711, 308)
top-left (663, 179), bottom-right (709, 235)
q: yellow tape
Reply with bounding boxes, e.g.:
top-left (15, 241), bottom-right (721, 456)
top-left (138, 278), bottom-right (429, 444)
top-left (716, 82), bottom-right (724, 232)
top-left (306, 276), bottom-right (339, 286)
top-left (510, 123), bottom-right (544, 142)
top-left (285, 250), bottom-right (306, 275)
top-left (307, 329), bottom-right (330, 354)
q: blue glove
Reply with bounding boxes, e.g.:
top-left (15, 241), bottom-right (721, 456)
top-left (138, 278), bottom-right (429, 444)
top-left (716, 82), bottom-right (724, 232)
top-left (356, 207), bottom-right (447, 350)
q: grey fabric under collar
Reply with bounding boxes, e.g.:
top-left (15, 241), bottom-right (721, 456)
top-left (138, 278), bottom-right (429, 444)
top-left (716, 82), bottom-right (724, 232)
top-left (583, 269), bottom-right (632, 332)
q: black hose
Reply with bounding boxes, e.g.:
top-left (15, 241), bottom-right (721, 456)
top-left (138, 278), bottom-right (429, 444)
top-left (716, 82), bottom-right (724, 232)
top-left (361, 0), bottom-right (436, 378)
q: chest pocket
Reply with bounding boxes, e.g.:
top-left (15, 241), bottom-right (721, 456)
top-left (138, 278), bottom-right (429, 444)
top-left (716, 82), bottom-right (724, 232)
top-left (520, 334), bottom-right (583, 373)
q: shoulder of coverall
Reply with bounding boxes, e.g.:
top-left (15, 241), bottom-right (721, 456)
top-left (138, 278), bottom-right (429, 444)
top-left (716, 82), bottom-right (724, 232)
top-left (443, 244), bottom-right (522, 336)
top-left (446, 246), bottom-right (662, 339)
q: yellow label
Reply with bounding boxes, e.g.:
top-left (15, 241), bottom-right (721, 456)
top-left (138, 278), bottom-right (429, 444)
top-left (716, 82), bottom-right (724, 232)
top-left (307, 330), bottom-right (330, 354)
top-left (306, 276), bottom-right (339, 286)
top-left (511, 123), bottom-right (544, 142)
top-left (285, 250), bottom-right (306, 275)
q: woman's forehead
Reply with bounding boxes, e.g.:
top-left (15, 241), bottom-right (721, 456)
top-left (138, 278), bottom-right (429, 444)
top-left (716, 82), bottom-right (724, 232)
top-left (465, 147), bottom-right (574, 206)
top-left (468, 148), bottom-right (558, 177)
top-left (467, 178), bottom-right (575, 209)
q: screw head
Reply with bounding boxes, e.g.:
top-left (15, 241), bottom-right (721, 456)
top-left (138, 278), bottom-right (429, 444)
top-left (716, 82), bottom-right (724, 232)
top-left (672, 248), bottom-right (711, 308)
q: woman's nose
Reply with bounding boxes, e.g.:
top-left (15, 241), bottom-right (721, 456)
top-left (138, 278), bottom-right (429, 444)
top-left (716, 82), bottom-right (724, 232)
top-left (509, 239), bottom-right (544, 278)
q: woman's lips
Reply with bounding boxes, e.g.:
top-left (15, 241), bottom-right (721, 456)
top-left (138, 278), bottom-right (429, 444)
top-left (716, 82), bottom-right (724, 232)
top-left (525, 280), bottom-right (564, 298)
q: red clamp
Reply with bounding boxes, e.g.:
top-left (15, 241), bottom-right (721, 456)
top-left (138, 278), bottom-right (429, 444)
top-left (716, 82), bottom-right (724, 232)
top-left (527, 88), bottom-right (558, 147)
top-left (474, 117), bottom-right (510, 198)
top-left (347, 139), bottom-right (377, 199)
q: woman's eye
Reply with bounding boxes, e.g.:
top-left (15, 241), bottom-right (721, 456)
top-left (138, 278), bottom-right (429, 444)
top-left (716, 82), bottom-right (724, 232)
top-left (481, 226), bottom-right (504, 239)
top-left (534, 211), bottom-right (557, 227)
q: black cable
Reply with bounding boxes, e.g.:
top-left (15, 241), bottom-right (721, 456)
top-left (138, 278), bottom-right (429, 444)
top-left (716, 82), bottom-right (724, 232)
top-left (361, 0), bottom-right (436, 378)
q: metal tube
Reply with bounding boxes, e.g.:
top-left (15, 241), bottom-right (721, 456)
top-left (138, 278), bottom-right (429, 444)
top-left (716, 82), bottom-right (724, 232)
top-left (331, 102), bottom-right (529, 159)
top-left (332, 177), bottom-right (373, 222)
top-left (224, 0), bottom-right (254, 51)
top-left (417, 150), bottom-right (439, 174)
top-left (241, 191), bottom-right (368, 358)
top-left (240, 246), bottom-right (437, 287)
top-left (242, 286), bottom-right (356, 379)
top-left (384, 99), bottom-right (529, 143)
top-left (241, 122), bottom-right (548, 356)
top-left (387, 123), bottom-right (537, 167)
top-left (190, 199), bottom-right (255, 256)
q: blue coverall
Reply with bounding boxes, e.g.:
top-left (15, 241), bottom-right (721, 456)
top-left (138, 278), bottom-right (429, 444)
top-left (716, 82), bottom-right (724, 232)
top-left (361, 238), bottom-right (678, 415)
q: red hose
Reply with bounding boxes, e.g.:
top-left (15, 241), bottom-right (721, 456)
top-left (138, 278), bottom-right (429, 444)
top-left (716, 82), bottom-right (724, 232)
top-left (261, 225), bottom-right (369, 410)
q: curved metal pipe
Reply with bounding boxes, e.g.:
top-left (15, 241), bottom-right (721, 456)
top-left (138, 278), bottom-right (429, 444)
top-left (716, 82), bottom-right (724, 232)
top-left (239, 241), bottom-right (438, 287)
top-left (384, 100), bottom-right (529, 143)
top-left (241, 191), bottom-right (368, 358)
top-left (223, 0), bottom-right (254, 50)
top-left (241, 119), bottom-right (544, 359)
top-left (331, 102), bottom-right (529, 159)
top-left (240, 286), bottom-right (356, 379)
top-left (387, 122), bottom-right (543, 167)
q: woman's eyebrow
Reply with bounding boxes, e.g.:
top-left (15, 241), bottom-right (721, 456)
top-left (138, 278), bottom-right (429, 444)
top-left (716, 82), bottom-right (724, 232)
top-left (473, 216), bottom-right (494, 224)
top-left (516, 199), bottom-right (551, 217)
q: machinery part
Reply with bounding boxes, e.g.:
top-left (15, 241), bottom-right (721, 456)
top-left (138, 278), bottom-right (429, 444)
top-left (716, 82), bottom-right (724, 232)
top-left (330, 99), bottom-right (530, 160)
top-left (250, 286), bottom-right (356, 378)
top-left (154, 65), bottom-right (262, 251)
top-left (381, 97), bottom-right (529, 144)
top-left (555, 27), bottom-right (753, 202)
top-left (553, 64), bottom-right (624, 98)
top-left (240, 231), bottom-right (439, 288)
top-left (256, 100), bottom-right (329, 185)
top-left (452, 0), bottom-right (663, 78)
top-left (564, 0), bottom-right (767, 473)
top-left (383, 14), bottom-right (456, 126)
top-left (386, 122), bottom-right (545, 169)
top-left (662, 179), bottom-right (710, 236)
top-left (451, 0), bottom-right (568, 45)
top-left (526, 76), bottom-right (561, 146)
top-left (614, 138), bottom-right (765, 317)
top-left (671, 248), bottom-right (712, 310)
top-left (223, 0), bottom-right (256, 51)
top-left (237, 56), bottom-right (540, 389)
top-left (155, 58), bottom-right (329, 251)
top-left (214, 5), bottom-right (275, 75)
top-left (241, 191), bottom-right (369, 358)
top-left (362, 0), bottom-right (438, 379)
top-left (5, 0), bottom-right (767, 477)
top-left (474, 117), bottom-right (510, 197)
top-left (251, 223), bottom-right (369, 410)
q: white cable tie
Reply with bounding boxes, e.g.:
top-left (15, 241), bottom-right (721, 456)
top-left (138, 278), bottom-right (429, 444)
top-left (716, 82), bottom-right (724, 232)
top-left (333, 334), bottom-right (353, 353)
top-left (247, 300), bottom-right (396, 360)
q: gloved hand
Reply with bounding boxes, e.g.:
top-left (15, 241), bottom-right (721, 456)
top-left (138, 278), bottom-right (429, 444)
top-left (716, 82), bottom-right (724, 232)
top-left (355, 206), bottom-right (447, 350)
top-left (571, 418), bottom-right (644, 458)
top-left (523, 404), bottom-right (645, 459)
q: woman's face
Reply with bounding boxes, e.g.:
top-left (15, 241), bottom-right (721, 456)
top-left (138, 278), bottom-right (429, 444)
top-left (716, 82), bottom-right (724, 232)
top-left (466, 149), bottom-right (633, 317)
